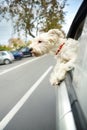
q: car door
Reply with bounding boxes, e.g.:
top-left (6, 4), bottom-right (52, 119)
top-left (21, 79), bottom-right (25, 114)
top-left (56, 0), bottom-right (87, 130)
top-left (0, 53), bottom-right (3, 64)
top-left (66, 0), bottom-right (87, 129)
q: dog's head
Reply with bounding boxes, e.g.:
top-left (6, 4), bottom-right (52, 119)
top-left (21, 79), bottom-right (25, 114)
top-left (30, 29), bottom-right (64, 56)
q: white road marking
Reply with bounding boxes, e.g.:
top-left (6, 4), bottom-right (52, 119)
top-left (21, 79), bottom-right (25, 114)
top-left (0, 56), bottom-right (45, 76)
top-left (0, 66), bottom-right (53, 130)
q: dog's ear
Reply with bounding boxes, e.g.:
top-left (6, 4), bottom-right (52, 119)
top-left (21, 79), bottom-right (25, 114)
top-left (48, 29), bottom-right (65, 38)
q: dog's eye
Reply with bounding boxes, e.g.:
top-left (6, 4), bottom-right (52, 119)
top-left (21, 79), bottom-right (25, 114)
top-left (38, 40), bottom-right (42, 43)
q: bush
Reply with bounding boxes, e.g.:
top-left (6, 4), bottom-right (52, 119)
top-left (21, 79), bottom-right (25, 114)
top-left (0, 45), bottom-right (11, 51)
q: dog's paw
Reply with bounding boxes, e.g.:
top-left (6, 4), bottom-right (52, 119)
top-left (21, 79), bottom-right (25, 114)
top-left (50, 76), bottom-right (60, 86)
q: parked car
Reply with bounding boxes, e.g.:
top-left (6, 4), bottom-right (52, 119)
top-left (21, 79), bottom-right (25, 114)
top-left (0, 51), bottom-right (14, 65)
top-left (56, 1), bottom-right (87, 130)
top-left (11, 50), bottom-right (23, 60)
top-left (19, 47), bottom-right (32, 57)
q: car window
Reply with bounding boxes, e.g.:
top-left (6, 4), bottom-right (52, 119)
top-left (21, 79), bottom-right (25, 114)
top-left (21, 48), bottom-right (26, 52)
top-left (73, 16), bottom-right (87, 120)
top-left (75, 17), bottom-right (87, 70)
top-left (8, 51), bottom-right (12, 55)
top-left (74, 20), bottom-right (85, 40)
top-left (1, 52), bottom-right (6, 56)
top-left (0, 53), bottom-right (2, 56)
top-left (12, 51), bottom-right (17, 54)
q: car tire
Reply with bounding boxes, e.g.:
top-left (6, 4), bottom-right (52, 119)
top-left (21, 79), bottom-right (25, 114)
top-left (4, 59), bottom-right (11, 65)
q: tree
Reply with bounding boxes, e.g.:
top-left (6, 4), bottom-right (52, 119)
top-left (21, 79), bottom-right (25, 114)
top-left (0, 0), bottom-right (67, 37)
top-left (8, 37), bottom-right (25, 49)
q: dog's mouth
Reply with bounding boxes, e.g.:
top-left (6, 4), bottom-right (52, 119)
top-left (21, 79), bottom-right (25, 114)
top-left (31, 51), bottom-right (41, 57)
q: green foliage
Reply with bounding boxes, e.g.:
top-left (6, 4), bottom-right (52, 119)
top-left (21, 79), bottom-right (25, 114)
top-left (0, 45), bottom-right (11, 51)
top-left (39, 0), bottom-right (67, 32)
top-left (25, 40), bottom-right (32, 46)
top-left (0, 38), bottom-right (32, 51)
top-left (8, 37), bottom-right (25, 49)
top-left (0, 0), bottom-right (67, 37)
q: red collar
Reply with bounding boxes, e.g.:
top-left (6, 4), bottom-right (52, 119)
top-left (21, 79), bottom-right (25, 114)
top-left (55, 43), bottom-right (65, 55)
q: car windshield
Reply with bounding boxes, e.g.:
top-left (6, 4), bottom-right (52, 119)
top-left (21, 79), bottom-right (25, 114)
top-left (11, 51), bottom-right (18, 54)
top-left (20, 48), bottom-right (26, 52)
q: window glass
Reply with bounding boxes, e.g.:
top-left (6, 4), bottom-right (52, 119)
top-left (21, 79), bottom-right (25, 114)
top-left (76, 17), bottom-right (87, 70)
top-left (72, 16), bottom-right (87, 119)
top-left (0, 52), bottom-right (1, 54)
top-left (1, 52), bottom-right (6, 56)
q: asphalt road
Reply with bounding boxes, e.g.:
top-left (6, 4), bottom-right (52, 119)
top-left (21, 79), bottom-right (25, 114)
top-left (0, 55), bottom-right (56, 130)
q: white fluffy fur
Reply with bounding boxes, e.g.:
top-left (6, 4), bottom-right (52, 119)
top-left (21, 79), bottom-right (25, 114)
top-left (30, 29), bottom-right (78, 86)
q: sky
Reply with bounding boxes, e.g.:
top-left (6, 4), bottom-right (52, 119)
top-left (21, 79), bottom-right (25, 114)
top-left (62, 0), bottom-right (83, 33)
top-left (0, 0), bottom-right (83, 45)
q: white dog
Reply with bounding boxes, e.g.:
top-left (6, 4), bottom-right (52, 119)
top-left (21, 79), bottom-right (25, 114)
top-left (30, 29), bottom-right (78, 86)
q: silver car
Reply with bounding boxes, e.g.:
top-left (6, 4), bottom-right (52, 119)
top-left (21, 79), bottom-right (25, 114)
top-left (0, 51), bottom-right (14, 65)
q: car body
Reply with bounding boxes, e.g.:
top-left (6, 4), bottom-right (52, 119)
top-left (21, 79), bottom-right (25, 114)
top-left (0, 51), bottom-right (14, 65)
top-left (11, 50), bottom-right (23, 60)
top-left (19, 47), bottom-right (32, 57)
top-left (56, 1), bottom-right (87, 130)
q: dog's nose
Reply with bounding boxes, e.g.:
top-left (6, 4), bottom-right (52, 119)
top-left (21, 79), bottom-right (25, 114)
top-left (29, 48), bottom-right (33, 52)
